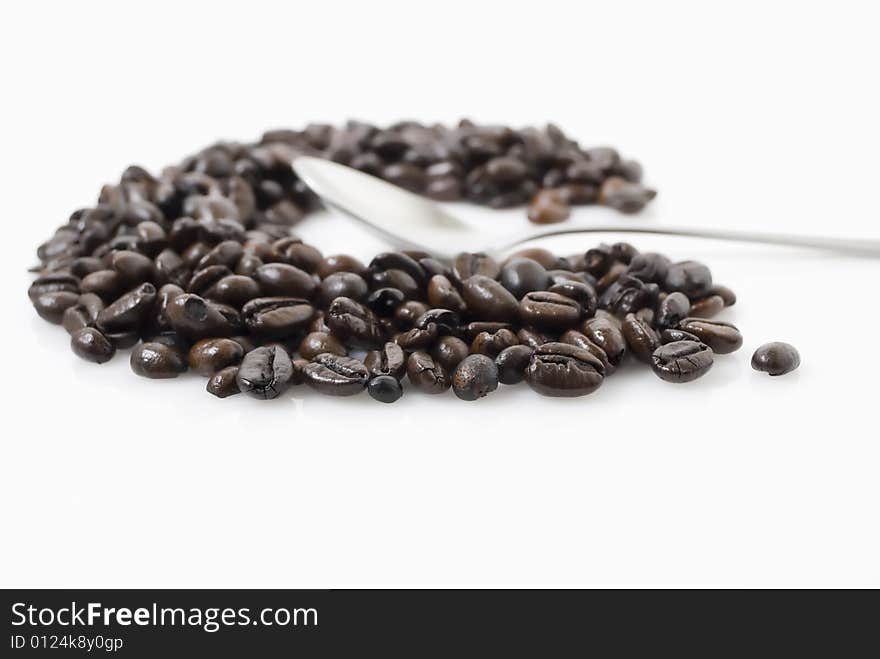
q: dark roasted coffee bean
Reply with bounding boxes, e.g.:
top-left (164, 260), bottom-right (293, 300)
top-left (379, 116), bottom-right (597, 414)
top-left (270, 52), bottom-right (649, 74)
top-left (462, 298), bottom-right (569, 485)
top-left (656, 292), bottom-right (691, 329)
top-left (559, 330), bottom-right (614, 375)
top-left (431, 336), bottom-right (470, 373)
top-left (461, 275), bottom-right (519, 322)
top-left (427, 275), bottom-right (466, 314)
top-left (689, 295), bottom-right (725, 319)
top-left (581, 317), bottom-right (626, 367)
top-left (255, 263), bottom-right (316, 298)
top-left (660, 328), bottom-right (702, 344)
top-left (525, 342), bottom-right (604, 397)
top-left (62, 293), bottom-right (104, 334)
top-left (96, 283), bottom-right (157, 333)
top-left (626, 252), bottom-right (670, 284)
top-left (678, 318), bottom-right (743, 354)
top-left (516, 327), bottom-right (554, 349)
top-left (370, 269), bottom-right (421, 300)
top-left (303, 353), bottom-right (368, 396)
top-left (366, 287), bottom-right (406, 316)
top-left (622, 313), bottom-right (660, 364)
top-left (317, 254), bottom-right (367, 279)
top-left (166, 293), bottom-right (241, 339)
top-left (197, 240), bottom-right (244, 271)
top-left (485, 156), bottom-right (527, 183)
top-left (611, 242), bottom-right (639, 264)
top-left (519, 291), bottom-right (582, 330)
top-left (188, 265), bottom-right (231, 296)
top-left (599, 177), bottom-right (656, 213)
top-left (205, 274), bottom-right (260, 307)
top-left (394, 300), bottom-right (430, 329)
top-left (130, 341), bottom-right (188, 379)
top-left (397, 324), bottom-right (438, 351)
top-left (207, 366), bottom-right (241, 398)
top-left (317, 271), bottom-right (368, 307)
top-left (651, 340), bottom-right (714, 383)
top-left (105, 330), bottom-right (140, 349)
top-left (527, 189), bottom-right (570, 224)
top-left (462, 321), bottom-right (512, 341)
top-left (112, 250), bottom-right (155, 285)
top-left (369, 252), bottom-right (426, 284)
top-left (79, 269), bottom-right (122, 302)
top-left (470, 328), bottom-right (519, 358)
top-left (406, 351), bottom-right (450, 394)
top-left (595, 262), bottom-right (627, 294)
top-left (599, 275), bottom-right (659, 316)
top-left (154, 249), bottom-right (190, 287)
top-left (709, 284), bottom-right (737, 307)
top-left (236, 345), bottom-right (293, 399)
top-left (495, 344), bottom-right (534, 385)
top-left (751, 342), bottom-right (800, 376)
top-left (70, 327), bottom-right (116, 364)
top-left (499, 257), bottom-right (549, 300)
top-left (242, 297), bottom-right (314, 340)
top-left (548, 280), bottom-right (597, 318)
top-left (28, 273), bottom-right (79, 301)
top-left (509, 247), bottom-right (565, 270)
top-left (188, 338), bottom-right (245, 376)
top-left (32, 290), bottom-right (80, 324)
top-left (326, 296), bottom-right (385, 348)
top-left (298, 331), bottom-right (346, 360)
top-left (452, 252), bottom-right (500, 281)
top-left (365, 342), bottom-right (407, 379)
top-left (583, 244), bottom-right (614, 278)
top-left (635, 307), bottom-right (654, 326)
top-left (368, 375), bottom-right (404, 403)
top-left (282, 242), bottom-right (322, 273)
top-left (415, 308), bottom-right (459, 335)
top-left (665, 261), bottom-right (712, 298)
top-left (452, 354), bottom-right (498, 401)
top-left (290, 358), bottom-right (309, 385)
top-left (425, 177), bottom-right (462, 201)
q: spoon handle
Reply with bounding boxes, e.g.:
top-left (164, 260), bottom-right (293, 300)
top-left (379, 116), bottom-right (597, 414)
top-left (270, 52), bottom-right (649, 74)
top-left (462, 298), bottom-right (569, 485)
top-left (497, 224), bottom-right (880, 257)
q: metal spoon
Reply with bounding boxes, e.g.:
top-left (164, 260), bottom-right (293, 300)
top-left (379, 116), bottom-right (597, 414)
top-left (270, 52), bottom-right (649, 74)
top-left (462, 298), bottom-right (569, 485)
top-left (292, 156), bottom-right (880, 259)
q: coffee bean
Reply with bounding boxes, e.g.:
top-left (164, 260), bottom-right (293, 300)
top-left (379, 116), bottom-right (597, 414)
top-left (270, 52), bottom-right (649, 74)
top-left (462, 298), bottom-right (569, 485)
top-left (431, 336), bottom-right (470, 372)
top-left (470, 328), bottom-right (519, 358)
top-left (519, 291), bottom-right (581, 330)
top-left (622, 313), bottom-right (660, 364)
top-left (626, 252), bottom-right (670, 284)
top-left (394, 300), bottom-right (430, 329)
top-left (427, 275), bottom-right (467, 313)
top-left (205, 275), bottom-right (260, 307)
top-left (689, 295), bottom-right (725, 318)
top-left (96, 283), bottom-right (157, 333)
top-left (166, 293), bottom-right (241, 339)
top-left (28, 273), bottom-right (79, 301)
top-left (130, 341), bottom-right (188, 379)
top-left (112, 250), bottom-right (155, 285)
top-left (525, 342), bottom-right (605, 397)
top-left (255, 263), bottom-right (316, 298)
top-left (365, 342), bottom-right (406, 379)
top-left (452, 252), bottom-right (500, 281)
top-left (370, 269), bottom-right (421, 300)
top-left (547, 280), bottom-right (597, 318)
top-left (665, 261), bottom-right (712, 298)
top-left (581, 317), bottom-right (626, 367)
top-left (651, 340), bottom-right (714, 383)
top-left (678, 318), bottom-right (743, 354)
top-left (656, 292), bottom-right (691, 329)
top-left (326, 296), bottom-right (385, 348)
top-left (452, 354), bottom-right (498, 401)
top-left (397, 324), bottom-right (438, 351)
top-left (303, 353), bottom-right (368, 396)
top-left (236, 346), bottom-right (293, 399)
top-left (559, 330), bottom-right (614, 374)
top-left (370, 252), bottom-right (426, 284)
top-left (32, 290), bottom-right (80, 324)
top-left (317, 254), bottom-right (367, 279)
top-left (242, 297), bottom-right (313, 339)
top-left (62, 293), bottom-right (104, 334)
top-left (751, 342), bottom-right (800, 376)
top-left (299, 331), bottom-right (347, 360)
top-left (660, 328), bottom-right (701, 344)
top-left (406, 351), bottom-right (450, 394)
top-left (188, 338), bottom-right (245, 376)
top-left (500, 258), bottom-right (549, 299)
top-left (70, 327), bottom-right (116, 364)
top-left (415, 308), bottom-right (459, 335)
top-left (461, 275), bottom-right (519, 322)
top-left (516, 327), bottom-right (553, 349)
top-left (709, 284), bottom-right (737, 307)
top-left (317, 272), bottom-right (368, 307)
top-left (495, 345), bottom-right (534, 385)
top-left (368, 375), bottom-right (403, 403)
top-left (599, 275), bottom-right (659, 316)
top-left (366, 287), bottom-right (406, 316)
top-left (207, 366), bottom-right (241, 398)
top-left (528, 189), bottom-right (570, 224)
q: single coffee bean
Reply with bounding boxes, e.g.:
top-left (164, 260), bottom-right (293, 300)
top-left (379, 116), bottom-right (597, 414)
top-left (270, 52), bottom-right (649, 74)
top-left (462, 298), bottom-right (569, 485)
top-left (197, 240), bottom-right (244, 270)
top-left (548, 280), bottom-right (597, 318)
top-left (660, 328), bottom-right (702, 344)
top-left (154, 248), bottom-right (191, 287)
top-left (96, 283), bottom-right (157, 333)
top-left (471, 328), bottom-right (519, 358)
top-left (188, 338), bottom-right (244, 376)
top-left (188, 265), bottom-right (232, 296)
top-left (130, 341), bottom-right (188, 379)
top-left (656, 292), bottom-right (691, 329)
top-left (370, 269), bottom-right (422, 300)
top-left (495, 344), bottom-right (534, 385)
top-left (516, 327), bottom-right (553, 349)
top-left (397, 323), bottom-right (438, 351)
top-left (709, 284), bottom-right (737, 307)
top-left (365, 342), bottom-right (407, 379)
top-left (432, 336), bottom-right (470, 372)
top-left (510, 247), bottom-right (565, 270)
top-left (751, 342), bottom-right (800, 376)
top-left (368, 375), bottom-right (404, 403)
top-left (242, 297), bottom-right (314, 339)
top-left (303, 353), bottom-right (369, 396)
top-left (62, 293), bottom-right (104, 334)
top-left (205, 275), bottom-right (260, 307)
top-left (678, 318), bottom-right (743, 354)
top-left (527, 189), bottom-right (570, 224)
top-left (581, 317), bottom-right (626, 367)
top-left (595, 262), bottom-right (627, 294)
top-left (427, 275), bottom-right (467, 314)
top-left (32, 290), bottom-right (79, 324)
top-left (366, 287), bottom-right (406, 316)
top-left (626, 252), bottom-right (670, 284)
top-left (112, 250), bottom-right (155, 285)
top-left (317, 271), bottom-right (368, 307)
top-left (461, 275), bottom-right (519, 322)
top-left (519, 291), bottom-right (582, 330)
top-left (394, 300), bottom-right (430, 329)
top-left (599, 177), bottom-right (656, 213)
top-left (664, 261), bottom-right (712, 298)
top-left (500, 258), bottom-right (549, 300)
top-left (452, 252), bottom-right (500, 281)
top-left (28, 273), bottom-right (79, 301)
top-left (635, 307), bottom-right (654, 326)
top-left (166, 293), bottom-right (241, 339)
top-left (599, 275), bottom-right (659, 316)
top-left (317, 254), bottom-right (367, 279)
top-left (689, 295), bottom-right (725, 319)
top-left (282, 242), bottom-right (323, 273)
top-left (236, 345), bottom-right (293, 399)
top-left (651, 340), bottom-right (714, 383)
top-left (525, 342), bottom-right (605, 397)
top-left (452, 354), bottom-right (499, 401)
top-left (255, 263), bottom-right (316, 298)
top-left (207, 366), bottom-right (241, 398)
top-left (559, 330), bottom-right (613, 374)
top-left (406, 351), bottom-right (450, 394)
top-left (70, 327), bottom-right (116, 364)
top-left (326, 296), bottom-right (386, 348)
top-left (298, 331), bottom-right (347, 360)
top-left (622, 313), bottom-right (661, 364)
top-left (415, 308), bottom-right (460, 335)
top-left (369, 252), bottom-right (426, 284)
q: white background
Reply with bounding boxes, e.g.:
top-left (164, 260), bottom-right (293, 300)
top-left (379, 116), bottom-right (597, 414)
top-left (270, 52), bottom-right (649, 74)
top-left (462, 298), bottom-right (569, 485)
top-left (1, 1), bottom-right (878, 587)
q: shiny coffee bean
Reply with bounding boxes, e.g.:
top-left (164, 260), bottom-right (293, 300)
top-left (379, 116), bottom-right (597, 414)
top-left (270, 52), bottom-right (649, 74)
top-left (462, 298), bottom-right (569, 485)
top-left (303, 353), bottom-right (368, 396)
top-left (188, 338), bottom-right (245, 376)
top-left (326, 296), bottom-right (385, 348)
top-left (470, 328), bottom-right (519, 358)
top-left (500, 258), bottom-right (549, 300)
top-left (452, 355), bottom-right (498, 401)
top-left (495, 345), bottom-right (534, 385)
top-left (369, 252), bottom-right (426, 284)
top-left (207, 366), bottom-right (241, 398)
top-left (112, 250), bottom-right (155, 285)
top-left (660, 328), bottom-right (702, 344)
top-left (431, 336), bottom-right (470, 372)
top-left (689, 295), bottom-right (725, 318)
top-left (415, 308), bottom-right (459, 335)
top-left (130, 341), bottom-right (188, 379)
top-left (626, 252), bottom-right (670, 284)
top-left (452, 252), bottom-right (499, 281)
top-left (656, 292), bottom-right (691, 329)
top-left (525, 342), bottom-right (605, 397)
top-left (96, 283), bottom-right (157, 333)
top-left (527, 189), bottom-right (570, 224)
top-left (236, 346), bottom-right (293, 399)
top-left (678, 318), bottom-right (743, 354)
top-left (243, 297), bottom-right (314, 339)
top-left (581, 317), bottom-right (626, 367)
top-left (299, 331), bottom-right (347, 360)
top-left (519, 291), bottom-right (581, 330)
top-left (427, 275), bottom-right (467, 314)
top-left (189, 265), bottom-right (231, 295)
top-left (365, 342), bottom-right (406, 379)
top-left (255, 263), bottom-right (316, 298)
top-left (461, 275), bottom-right (519, 322)
top-left (62, 293), bottom-right (104, 334)
top-left (559, 330), bottom-right (614, 375)
top-left (709, 284), bottom-right (737, 307)
top-left (166, 293), bottom-right (241, 339)
top-left (205, 275), bottom-right (260, 307)
top-left (599, 275), bottom-right (659, 316)
top-left (368, 375), bottom-right (404, 403)
top-left (32, 291), bottom-right (79, 324)
top-left (70, 327), bottom-right (116, 364)
top-left (397, 323), bottom-right (438, 351)
top-left (394, 300), bottom-right (430, 329)
top-left (317, 272), bottom-right (368, 308)
top-left (751, 342), bottom-right (800, 376)
top-left (664, 261), bottom-right (712, 298)
top-left (651, 340), bottom-right (714, 383)
top-left (406, 351), bottom-right (450, 394)
top-left (622, 313), bottom-right (660, 364)
top-left (548, 280), bottom-right (597, 318)
top-left (28, 273), bottom-right (79, 301)
top-left (366, 287), bottom-right (406, 316)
